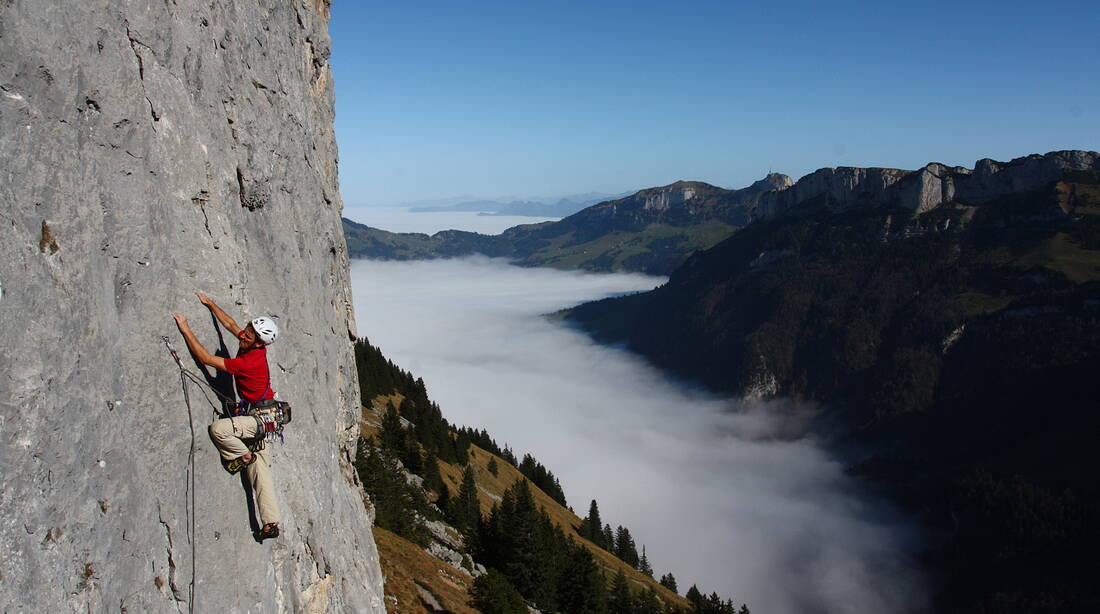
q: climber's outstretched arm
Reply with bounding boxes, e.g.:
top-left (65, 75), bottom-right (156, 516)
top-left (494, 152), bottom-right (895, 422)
top-left (197, 291), bottom-right (242, 336)
top-left (172, 313), bottom-right (228, 371)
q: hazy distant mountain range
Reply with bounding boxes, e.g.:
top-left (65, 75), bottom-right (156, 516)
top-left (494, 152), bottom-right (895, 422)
top-left (343, 174), bottom-right (794, 274)
top-left (407, 192), bottom-right (628, 217)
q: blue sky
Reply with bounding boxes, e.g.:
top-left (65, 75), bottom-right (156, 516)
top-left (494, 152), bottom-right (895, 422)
top-left (330, 1), bottom-right (1098, 207)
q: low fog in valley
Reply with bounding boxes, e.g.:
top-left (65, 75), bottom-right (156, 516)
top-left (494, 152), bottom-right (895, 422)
top-left (350, 256), bottom-right (927, 614)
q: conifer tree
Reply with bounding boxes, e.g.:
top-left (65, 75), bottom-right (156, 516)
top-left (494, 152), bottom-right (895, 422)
top-left (423, 452), bottom-right (444, 495)
top-left (738, 605), bottom-right (750, 614)
top-left (614, 526), bottom-right (639, 568)
top-left (517, 454), bottom-right (568, 506)
top-left (659, 572), bottom-right (678, 593)
top-left (469, 569), bottom-right (527, 614)
top-left (454, 429), bottom-right (471, 465)
top-left (493, 480), bottom-right (558, 610)
top-left (580, 500), bottom-right (604, 546)
top-left (639, 545), bottom-right (653, 576)
top-left (637, 586), bottom-right (663, 614)
top-left (401, 439), bottom-right (423, 475)
top-left (449, 464), bottom-right (480, 536)
top-left (436, 477), bottom-right (451, 511)
top-left (686, 585), bottom-right (702, 608)
top-left (602, 524), bottom-right (614, 552)
top-left (488, 456), bottom-right (499, 476)
top-left (474, 501), bottom-right (501, 564)
top-left (380, 404), bottom-right (405, 455)
top-left (354, 437), bottom-right (428, 544)
top-left (556, 540), bottom-right (608, 614)
top-left (608, 569), bottom-right (634, 614)
top-left (397, 396), bottom-right (416, 421)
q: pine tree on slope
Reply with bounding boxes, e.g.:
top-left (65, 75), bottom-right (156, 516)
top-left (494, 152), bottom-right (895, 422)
top-left (608, 569), bottom-right (634, 614)
top-left (639, 545), bottom-right (653, 576)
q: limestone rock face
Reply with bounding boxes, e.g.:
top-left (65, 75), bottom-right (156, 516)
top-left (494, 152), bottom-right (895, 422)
top-left (637, 182), bottom-right (702, 212)
top-left (0, 1), bottom-right (384, 612)
top-left (754, 166), bottom-right (911, 218)
top-left (754, 151), bottom-right (1100, 219)
top-left (747, 172), bottom-right (794, 192)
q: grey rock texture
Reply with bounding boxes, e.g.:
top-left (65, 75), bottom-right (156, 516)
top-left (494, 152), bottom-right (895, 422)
top-left (0, 1), bottom-right (385, 612)
top-left (754, 150), bottom-right (1100, 219)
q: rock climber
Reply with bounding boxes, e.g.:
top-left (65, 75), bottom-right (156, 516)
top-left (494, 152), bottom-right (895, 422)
top-left (171, 291), bottom-right (282, 541)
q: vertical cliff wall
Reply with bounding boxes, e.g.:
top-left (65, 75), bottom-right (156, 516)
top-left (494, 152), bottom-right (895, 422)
top-left (0, 1), bottom-right (385, 611)
top-left (753, 151), bottom-right (1100, 219)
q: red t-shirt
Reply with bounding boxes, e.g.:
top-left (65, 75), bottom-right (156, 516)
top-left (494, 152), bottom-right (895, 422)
top-left (224, 331), bottom-right (273, 403)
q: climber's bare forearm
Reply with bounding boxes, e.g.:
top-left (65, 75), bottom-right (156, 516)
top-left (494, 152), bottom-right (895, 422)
top-left (173, 314), bottom-right (228, 371)
top-left (197, 292), bottom-right (242, 335)
top-left (208, 303), bottom-right (241, 336)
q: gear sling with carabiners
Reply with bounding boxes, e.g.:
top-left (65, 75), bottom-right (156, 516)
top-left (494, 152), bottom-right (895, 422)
top-left (233, 386), bottom-right (292, 451)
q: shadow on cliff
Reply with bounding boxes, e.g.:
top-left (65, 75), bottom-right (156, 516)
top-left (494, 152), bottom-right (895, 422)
top-left (200, 311), bottom-right (237, 413)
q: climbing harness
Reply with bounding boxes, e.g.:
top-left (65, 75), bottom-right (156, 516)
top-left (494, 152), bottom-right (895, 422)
top-left (245, 399), bottom-right (293, 445)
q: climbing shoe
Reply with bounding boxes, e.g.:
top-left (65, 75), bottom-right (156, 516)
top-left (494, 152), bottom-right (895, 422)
top-left (255, 523), bottom-right (280, 541)
top-left (223, 453), bottom-right (257, 475)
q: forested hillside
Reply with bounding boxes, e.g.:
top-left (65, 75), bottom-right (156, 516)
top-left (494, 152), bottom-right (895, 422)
top-left (566, 161), bottom-right (1100, 612)
top-left (351, 339), bottom-right (750, 614)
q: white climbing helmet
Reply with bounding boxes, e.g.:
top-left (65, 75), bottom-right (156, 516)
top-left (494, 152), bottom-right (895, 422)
top-left (250, 316), bottom-right (279, 345)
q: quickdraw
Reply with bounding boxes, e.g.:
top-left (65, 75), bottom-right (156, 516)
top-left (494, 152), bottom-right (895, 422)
top-left (247, 400), bottom-right (292, 445)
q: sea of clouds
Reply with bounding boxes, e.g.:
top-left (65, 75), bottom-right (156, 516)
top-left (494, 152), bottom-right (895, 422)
top-left (350, 256), bottom-right (926, 614)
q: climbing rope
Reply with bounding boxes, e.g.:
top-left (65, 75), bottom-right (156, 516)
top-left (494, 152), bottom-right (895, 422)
top-left (162, 336), bottom-right (237, 411)
top-left (163, 335), bottom-right (220, 614)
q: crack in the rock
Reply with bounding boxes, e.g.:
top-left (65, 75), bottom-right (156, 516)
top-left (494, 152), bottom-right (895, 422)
top-left (123, 22), bottom-right (146, 81)
top-left (157, 508), bottom-right (186, 613)
top-left (191, 191), bottom-right (213, 238)
top-left (124, 21), bottom-right (159, 129)
top-left (236, 167), bottom-right (246, 206)
top-left (146, 98), bottom-right (160, 124)
top-left (199, 206), bottom-right (212, 238)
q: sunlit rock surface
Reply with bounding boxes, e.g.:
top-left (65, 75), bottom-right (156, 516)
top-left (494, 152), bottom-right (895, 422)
top-left (754, 150), bottom-right (1100, 218)
top-left (0, 1), bottom-right (385, 611)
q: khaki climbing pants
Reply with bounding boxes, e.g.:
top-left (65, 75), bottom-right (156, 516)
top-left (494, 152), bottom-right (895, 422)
top-left (208, 416), bottom-right (281, 526)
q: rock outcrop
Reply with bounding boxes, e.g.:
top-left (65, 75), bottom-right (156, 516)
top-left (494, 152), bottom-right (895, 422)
top-left (0, 1), bottom-right (384, 612)
top-left (607, 175), bottom-right (793, 219)
top-left (754, 150), bottom-right (1100, 218)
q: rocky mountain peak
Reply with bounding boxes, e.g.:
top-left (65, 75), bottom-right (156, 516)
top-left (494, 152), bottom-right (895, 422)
top-left (747, 173), bottom-right (795, 193)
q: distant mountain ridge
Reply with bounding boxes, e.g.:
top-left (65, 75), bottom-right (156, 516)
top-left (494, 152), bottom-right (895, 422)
top-left (408, 192), bottom-right (626, 217)
top-left (347, 152), bottom-right (1100, 276)
top-left (343, 173), bottom-right (794, 274)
